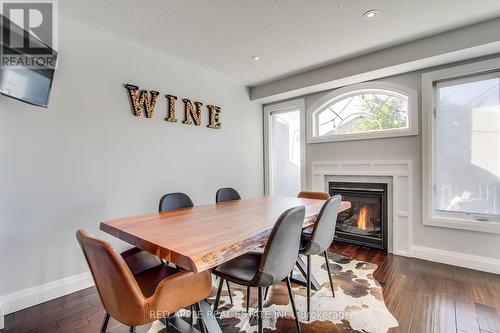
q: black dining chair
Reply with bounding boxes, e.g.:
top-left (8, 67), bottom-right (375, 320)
top-left (213, 206), bottom-right (305, 333)
top-left (298, 195), bottom-right (342, 321)
top-left (216, 187), bottom-right (241, 203)
top-left (118, 192), bottom-right (194, 279)
top-left (158, 192), bottom-right (195, 266)
top-left (214, 187), bottom-right (242, 305)
top-left (158, 192), bottom-right (197, 324)
top-left (159, 192), bottom-right (194, 212)
top-left (216, 187), bottom-right (269, 311)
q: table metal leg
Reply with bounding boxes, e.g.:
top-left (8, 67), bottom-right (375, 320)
top-left (198, 300), bottom-right (222, 333)
top-left (290, 256), bottom-right (321, 291)
top-left (159, 301), bottom-right (221, 333)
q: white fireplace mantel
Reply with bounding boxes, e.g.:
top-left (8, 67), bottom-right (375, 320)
top-left (311, 160), bottom-right (413, 256)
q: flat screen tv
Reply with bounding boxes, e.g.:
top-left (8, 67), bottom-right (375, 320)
top-left (0, 15), bottom-right (57, 108)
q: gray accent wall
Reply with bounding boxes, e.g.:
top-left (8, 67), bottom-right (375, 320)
top-left (0, 17), bottom-right (263, 297)
top-left (303, 67), bottom-right (500, 260)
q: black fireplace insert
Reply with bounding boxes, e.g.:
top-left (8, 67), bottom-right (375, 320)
top-left (330, 182), bottom-right (388, 250)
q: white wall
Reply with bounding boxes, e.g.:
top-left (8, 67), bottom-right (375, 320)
top-left (303, 66), bottom-right (500, 261)
top-left (0, 16), bottom-right (263, 307)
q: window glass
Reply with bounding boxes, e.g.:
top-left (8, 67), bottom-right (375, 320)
top-left (315, 90), bottom-right (409, 137)
top-left (271, 110), bottom-right (301, 196)
top-left (434, 73), bottom-right (500, 218)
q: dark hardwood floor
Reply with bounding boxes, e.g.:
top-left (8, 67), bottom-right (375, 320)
top-left (2, 243), bottom-right (499, 333)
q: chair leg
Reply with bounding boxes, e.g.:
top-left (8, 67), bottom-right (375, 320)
top-left (100, 313), bottom-right (110, 333)
top-left (257, 287), bottom-right (263, 333)
top-left (306, 255), bottom-right (311, 322)
top-left (286, 276), bottom-right (302, 333)
top-left (194, 302), bottom-right (206, 333)
top-left (213, 277), bottom-right (224, 313)
top-left (264, 286), bottom-right (270, 300)
top-left (225, 279), bottom-right (234, 304)
top-left (246, 286), bottom-right (250, 313)
top-left (324, 251), bottom-right (335, 298)
top-left (129, 327), bottom-right (136, 333)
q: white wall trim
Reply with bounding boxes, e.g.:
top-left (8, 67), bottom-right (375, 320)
top-left (0, 272), bottom-right (94, 319)
top-left (412, 245), bottom-right (500, 275)
top-left (311, 160), bottom-right (413, 257)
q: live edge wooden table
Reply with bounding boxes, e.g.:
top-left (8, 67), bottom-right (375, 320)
top-left (101, 196), bottom-right (351, 333)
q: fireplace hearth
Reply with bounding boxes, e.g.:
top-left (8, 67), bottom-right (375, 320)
top-left (330, 182), bottom-right (388, 250)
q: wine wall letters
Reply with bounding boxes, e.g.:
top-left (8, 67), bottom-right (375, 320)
top-left (124, 84), bottom-right (222, 129)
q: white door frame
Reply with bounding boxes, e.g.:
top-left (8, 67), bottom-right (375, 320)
top-left (263, 98), bottom-right (306, 195)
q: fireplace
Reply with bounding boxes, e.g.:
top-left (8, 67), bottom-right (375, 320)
top-left (330, 182), bottom-right (388, 250)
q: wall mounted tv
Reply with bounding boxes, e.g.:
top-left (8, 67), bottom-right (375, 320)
top-left (0, 15), bottom-right (57, 108)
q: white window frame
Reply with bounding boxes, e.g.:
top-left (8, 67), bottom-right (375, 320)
top-left (422, 57), bottom-right (500, 234)
top-left (307, 81), bottom-right (418, 143)
top-left (264, 98), bottom-right (306, 196)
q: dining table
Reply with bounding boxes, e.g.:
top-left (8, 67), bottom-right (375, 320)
top-left (100, 196), bottom-right (351, 333)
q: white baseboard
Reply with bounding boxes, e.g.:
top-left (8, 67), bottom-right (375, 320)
top-left (411, 245), bottom-right (500, 275)
top-left (0, 271), bottom-right (94, 322)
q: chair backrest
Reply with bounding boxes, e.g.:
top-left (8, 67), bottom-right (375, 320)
top-left (76, 230), bottom-right (145, 322)
top-left (302, 195), bottom-right (342, 255)
top-left (216, 187), bottom-right (241, 203)
top-left (159, 192), bottom-right (194, 212)
top-left (255, 206), bottom-right (305, 286)
top-left (298, 191), bottom-right (330, 200)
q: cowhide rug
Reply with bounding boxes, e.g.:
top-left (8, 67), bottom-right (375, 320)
top-left (148, 252), bottom-right (398, 333)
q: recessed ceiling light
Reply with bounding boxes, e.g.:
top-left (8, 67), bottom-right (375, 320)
top-left (363, 9), bottom-right (378, 19)
top-left (251, 56), bottom-right (260, 62)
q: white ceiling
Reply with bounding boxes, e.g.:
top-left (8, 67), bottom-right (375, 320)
top-left (60, 0), bottom-right (500, 86)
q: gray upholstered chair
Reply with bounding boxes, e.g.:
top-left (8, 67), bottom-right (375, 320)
top-left (297, 191), bottom-right (330, 237)
top-left (299, 195), bottom-right (342, 321)
top-left (212, 206), bottom-right (305, 333)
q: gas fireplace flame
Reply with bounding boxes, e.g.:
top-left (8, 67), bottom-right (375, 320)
top-left (358, 206), bottom-right (369, 230)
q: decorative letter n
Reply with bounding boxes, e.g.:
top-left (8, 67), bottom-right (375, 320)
top-left (182, 99), bottom-right (202, 126)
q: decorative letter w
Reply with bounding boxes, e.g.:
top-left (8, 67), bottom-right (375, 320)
top-left (125, 84), bottom-right (159, 118)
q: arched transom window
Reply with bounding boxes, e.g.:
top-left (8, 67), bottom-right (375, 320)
top-left (309, 83), bottom-right (417, 142)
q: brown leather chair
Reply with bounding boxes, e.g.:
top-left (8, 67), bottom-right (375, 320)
top-left (76, 230), bottom-right (212, 332)
top-left (297, 191), bottom-right (330, 200)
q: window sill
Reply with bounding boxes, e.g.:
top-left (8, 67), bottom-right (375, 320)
top-left (424, 215), bottom-right (500, 234)
top-left (307, 127), bottom-right (418, 144)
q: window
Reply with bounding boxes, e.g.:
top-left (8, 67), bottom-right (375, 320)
top-left (264, 99), bottom-right (305, 196)
top-left (308, 82), bottom-right (418, 143)
top-left (423, 58), bottom-right (500, 233)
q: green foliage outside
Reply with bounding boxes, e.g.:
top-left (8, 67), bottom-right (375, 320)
top-left (337, 95), bottom-right (408, 134)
